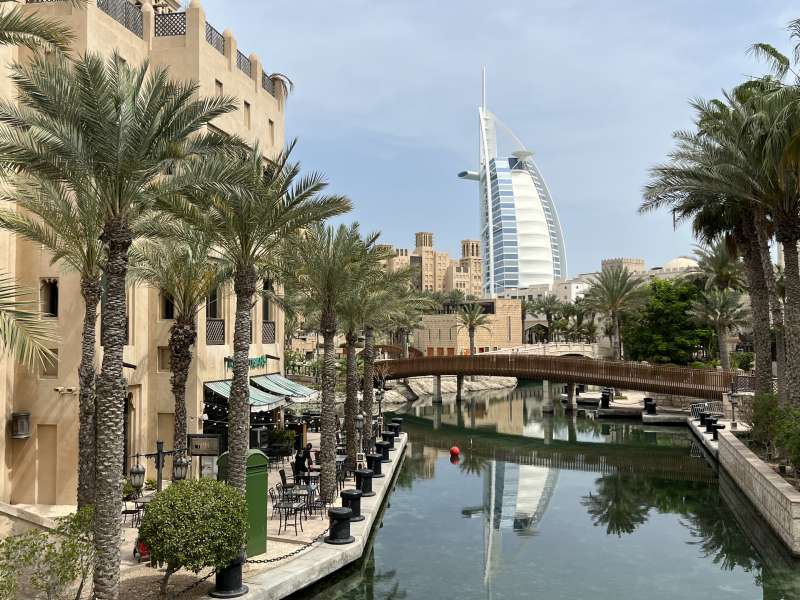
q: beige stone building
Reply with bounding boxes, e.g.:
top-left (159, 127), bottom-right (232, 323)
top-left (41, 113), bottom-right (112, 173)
top-left (411, 298), bottom-right (522, 356)
top-left (383, 233), bottom-right (483, 297)
top-left (0, 0), bottom-right (287, 505)
top-left (601, 257), bottom-right (646, 273)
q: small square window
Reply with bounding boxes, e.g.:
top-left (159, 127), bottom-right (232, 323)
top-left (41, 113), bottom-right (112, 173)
top-left (157, 346), bottom-right (171, 372)
top-left (40, 349), bottom-right (58, 378)
top-left (268, 119), bottom-right (275, 145)
top-left (243, 101), bottom-right (251, 128)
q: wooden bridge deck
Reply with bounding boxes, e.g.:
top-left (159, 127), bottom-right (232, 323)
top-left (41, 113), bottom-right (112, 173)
top-left (378, 355), bottom-right (752, 401)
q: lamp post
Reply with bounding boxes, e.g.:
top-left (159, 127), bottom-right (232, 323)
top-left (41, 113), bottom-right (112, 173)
top-left (355, 412), bottom-right (364, 455)
top-left (173, 455), bottom-right (190, 481)
top-left (129, 463), bottom-right (145, 497)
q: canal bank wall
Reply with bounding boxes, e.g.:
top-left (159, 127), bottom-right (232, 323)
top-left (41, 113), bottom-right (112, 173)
top-left (717, 429), bottom-right (800, 556)
top-left (229, 433), bottom-right (407, 600)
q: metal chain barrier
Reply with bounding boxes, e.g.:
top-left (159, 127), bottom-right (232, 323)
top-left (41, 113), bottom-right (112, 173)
top-left (170, 528), bottom-right (328, 598)
top-left (246, 527), bottom-right (330, 564)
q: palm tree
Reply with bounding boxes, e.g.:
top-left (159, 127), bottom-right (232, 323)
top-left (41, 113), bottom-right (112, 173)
top-left (529, 294), bottom-right (561, 343)
top-left (129, 223), bottom-right (224, 462)
top-left (0, 272), bottom-right (56, 368)
top-left (164, 144), bottom-right (350, 496)
top-left (457, 303), bottom-right (490, 356)
top-left (692, 241), bottom-right (745, 291)
top-left (0, 53), bottom-right (239, 599)
top-left (640, 88), bottom-right (781, 397)
top-left (586, 266), bottom-right (642, 360)
top-left (0, 0), bottom-right (78, 52)
top-left (285, 223), bottom-right (370, 500)
top-left (0, 174), bottom-right (102, 508)
top-left (690, 288), bottom-right (749, 370)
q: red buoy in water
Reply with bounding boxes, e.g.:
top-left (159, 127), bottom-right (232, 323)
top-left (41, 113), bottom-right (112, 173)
top-left (450, 446), bottom-right (460, 457)
top-left (450, 455), bottom-right (460, 465)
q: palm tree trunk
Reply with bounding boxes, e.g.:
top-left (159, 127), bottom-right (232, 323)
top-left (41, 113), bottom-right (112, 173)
top-left (344, 330), bottom-right (358, 470)
top-left (612, 313), bottom-right (621, 360)
top-left (228, 268), bottom-right (256, 493)
top-left (77, 278), bottom-right (100, 509)
top-left (755, 210), bottom-right (786, 402)
top-left (780, 238), bottom-right (800, 404)
top-left (361, 325), bottom-right (375, 418)
top-left (740, 231), bottom-right (774, 395)
top-left (169, 318), bottom-right (196, 459)
top-left (319, 309), bottom-right (337, 500)
top-left (469, 327), bottom-right (476, 356)
top-left (717, 322), bottom-right (731, 370)
top-left (93, 220), bottom-right (131, 600)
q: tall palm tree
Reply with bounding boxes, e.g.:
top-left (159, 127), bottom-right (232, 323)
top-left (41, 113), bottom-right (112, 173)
top-left (286, 223), bottom-right (373, 500)
top-left (0, 174), bottom-right (102, 508)
top-left (690, 288), bottom-right (750, 370)
top-left (129, 223), bottom-right (224, 461)
top-left (0, 53), bottom-right (239, 600)
top-left (456, 303), bottom-right (490, 356)
top-left (529, 294), bottom-right (562, 343)
top-left (0, 0), bottom-right (78, 52)
top-left (586, 266), bottom-right (642, 360)
top-left (640, 88), bottom-right (781, 397)
top-left (164, 144), bottom-right (350, 496)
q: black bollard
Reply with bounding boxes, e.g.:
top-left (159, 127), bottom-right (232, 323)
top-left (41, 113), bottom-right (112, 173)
top-left (391, 417), bottom-right (403, 433)
top-left (600, 390), bottom-right (611, 409)
top-left (376, 440), bottom-right (390, 463)
top-left (366, 453), bottom-right (384, 478)
top-left (210, 552), bottom-right (248, 598)
top-left (341, 489), bottom-right (364, 522)
top-left (324, 507), bottom-right (355, 545)
top-left (712, 424), bottom-right (726, 441)
top-left (705, 417), bottom-right (719, 434)
top-left (699, 412), bottom-right (709, 427)
top-left (354, 468), bottom-right (375, 497)
top-left (381, 431), bottom-right (395, 450)
top-left (644, 398), bottom-right (657, 415)
top-left (388, 423), bottom-right (400, 439)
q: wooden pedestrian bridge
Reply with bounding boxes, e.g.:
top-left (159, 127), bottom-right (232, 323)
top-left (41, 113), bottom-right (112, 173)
top-left (378, 355), bottom-right (752, 401)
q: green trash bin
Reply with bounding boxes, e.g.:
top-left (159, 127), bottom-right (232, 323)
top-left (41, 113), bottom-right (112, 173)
top-left (217, 449), bottom-right (269, 558)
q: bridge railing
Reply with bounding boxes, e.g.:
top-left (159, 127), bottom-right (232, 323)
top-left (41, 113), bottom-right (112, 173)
top-left (377, 354), bottom-right (753, 400)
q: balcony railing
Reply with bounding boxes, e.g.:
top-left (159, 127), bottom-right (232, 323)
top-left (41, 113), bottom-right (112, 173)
top-left (206, 318), bottom-right (225, 345)
top-left (261, 71), bottom-right (275, 96)
top-left (205, 22), bottom-right (224, 54)
top-left (236, 50), bottom-right (251, 75)
top-left (154, 11), bottom-right (186, 37)
top-left (97, 0), bottom-right (143, 38)
top-left (262, 321), bottom-right (276, 344)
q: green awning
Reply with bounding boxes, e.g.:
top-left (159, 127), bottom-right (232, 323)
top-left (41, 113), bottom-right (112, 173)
top-left (204, 380), bottom-right (287, 413)
top-left (251, 374), bottom-right (315, 398)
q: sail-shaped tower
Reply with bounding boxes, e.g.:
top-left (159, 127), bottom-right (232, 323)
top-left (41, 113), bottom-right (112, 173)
top-left (459, 72), bottom-right (567, 297)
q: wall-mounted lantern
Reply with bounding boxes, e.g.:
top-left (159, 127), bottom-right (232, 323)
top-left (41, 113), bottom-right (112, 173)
top-left (173, 456), bottom-right (190, 482)
top-left (11, 412), bottom-right (30, 439)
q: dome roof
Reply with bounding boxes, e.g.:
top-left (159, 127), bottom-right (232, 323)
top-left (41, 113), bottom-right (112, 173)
top-left (662, 256), bottom-right (698, 270)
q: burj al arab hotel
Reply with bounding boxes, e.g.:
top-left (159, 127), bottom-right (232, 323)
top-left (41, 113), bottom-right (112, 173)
top-left (459, 72), bottom-right (567, 297)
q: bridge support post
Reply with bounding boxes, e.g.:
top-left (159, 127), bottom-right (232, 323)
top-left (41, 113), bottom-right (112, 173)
top-left (456, 375), bottom-right (464, 402)
top-left (433, 403), bottom-right (442, 430)
top-left (565, 382), bottom-right (577, 412)
top-left (433, 375), bottom-right (442, 404)
top-left (542, 380), bottom-right (554, 414)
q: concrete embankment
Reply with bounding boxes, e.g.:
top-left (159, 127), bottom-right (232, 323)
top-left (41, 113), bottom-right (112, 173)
top-left (233, 434), bottom-right (408, 599)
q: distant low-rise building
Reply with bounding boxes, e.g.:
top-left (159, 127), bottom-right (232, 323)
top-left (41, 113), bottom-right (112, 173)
top-left (411, 298), bottom-right (522, 356)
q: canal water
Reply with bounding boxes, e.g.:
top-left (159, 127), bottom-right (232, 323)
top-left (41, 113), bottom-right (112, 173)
top-left (295, 382), bottom-right (800, 600)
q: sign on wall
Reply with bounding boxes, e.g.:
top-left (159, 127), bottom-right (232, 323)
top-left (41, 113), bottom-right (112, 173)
top-left (224, 354), bottom-right (270, 370)
top-left (187, 434), bottom-right (220, 456)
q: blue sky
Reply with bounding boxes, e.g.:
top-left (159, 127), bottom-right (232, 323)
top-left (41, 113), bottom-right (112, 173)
top-left (202, 1), bottom-right (797, 275)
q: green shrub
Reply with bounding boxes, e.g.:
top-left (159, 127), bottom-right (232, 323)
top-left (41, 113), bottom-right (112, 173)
top-left (732, 352), bottom-right (754, 371)
top-left (139, 479), bottom-right (247, 596)
top-left (0, 506), bottom-right (93, 600)
top-left (777, 407), bottom-right (800, 472)
top-left (751, 393), bottom-right (780, 457)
